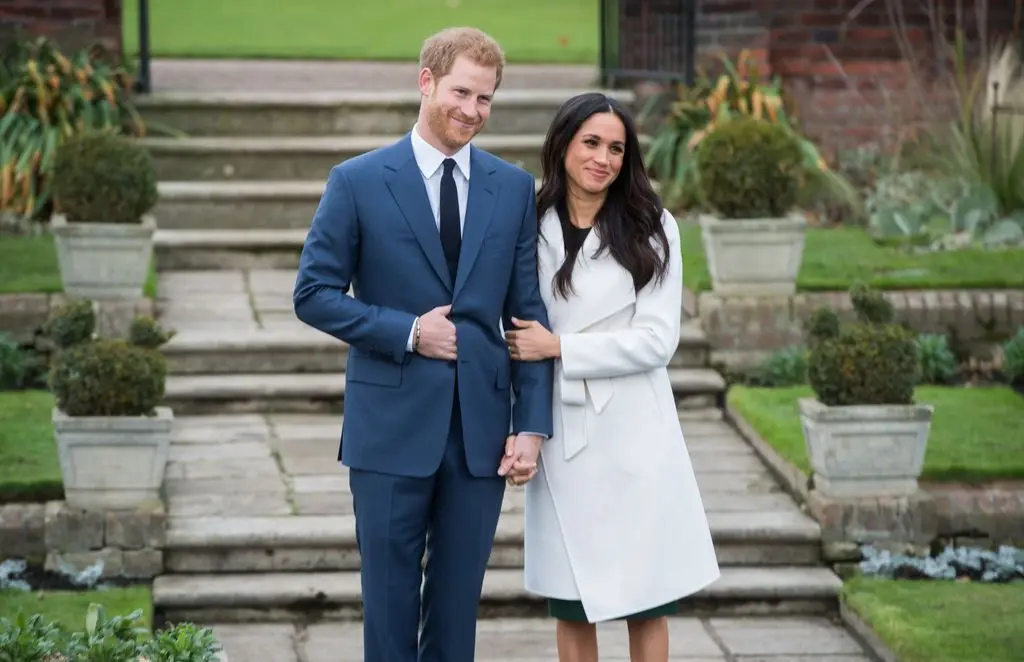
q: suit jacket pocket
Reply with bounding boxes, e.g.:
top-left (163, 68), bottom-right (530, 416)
top-left (347, 354), bottom-right (403, 387)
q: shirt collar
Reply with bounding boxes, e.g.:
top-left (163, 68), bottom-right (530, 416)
top-left (411, 123), bottom-right (471, 181)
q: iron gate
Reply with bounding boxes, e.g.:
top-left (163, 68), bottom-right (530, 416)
top-left (599, 0), bottom-right (697, 86)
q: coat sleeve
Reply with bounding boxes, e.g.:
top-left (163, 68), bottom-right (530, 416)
top-left (559, 210), bottom-right (681, 380)
top-left (293, 164), bottom-right (417, 365)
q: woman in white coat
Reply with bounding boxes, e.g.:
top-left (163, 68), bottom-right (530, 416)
top-left (503, 93), bottom-right (720, 662)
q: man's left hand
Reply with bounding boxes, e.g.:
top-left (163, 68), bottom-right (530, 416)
top-left (498, 432), bottom-right (542, 485)
top-left (505, 318), bottom-right (559, 361)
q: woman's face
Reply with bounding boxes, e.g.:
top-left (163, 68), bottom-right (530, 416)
top-left (563, 111), bottom-right (626, 196)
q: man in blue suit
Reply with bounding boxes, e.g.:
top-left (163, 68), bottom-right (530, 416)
top-left (293, 26), bottom-right (554, 662)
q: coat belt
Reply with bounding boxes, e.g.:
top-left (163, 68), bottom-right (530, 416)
top-left (557, 365), bottom-right (614, 461)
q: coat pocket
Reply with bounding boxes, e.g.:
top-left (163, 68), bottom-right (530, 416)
top-left (346, 354), bottom-right (403, 387)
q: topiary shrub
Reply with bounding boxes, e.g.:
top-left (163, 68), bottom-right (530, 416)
top-left (805, 307), bottom-right (841, 346)
top-left (806, 283), bottom-right (920, 406)
top-left (1003, 327), bottom-right (1024, 387)
top-left (129, 315), bottom-right (175, 349)
top-left (42, 299), bottom-right (95, 349)
top-left (49, 338), bottom-right (167, 417)
top-left (51, 130), bottom-right (158, 224)
top-left (695, 117), bottom-right (804, 219)
top-left (48, 315), bottom-right (171, 417)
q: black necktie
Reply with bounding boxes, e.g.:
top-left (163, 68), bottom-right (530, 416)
top-left (439, 158), bottom-right (461, 283)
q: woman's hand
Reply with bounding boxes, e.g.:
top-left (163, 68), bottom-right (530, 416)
top-left (505, 317), bottom-right (560, 361)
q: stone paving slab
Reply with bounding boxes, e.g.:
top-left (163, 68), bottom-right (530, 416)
top-left (166, 413), bottom-right (807, 522)
top-left (204, 616), bottom-right (869, 661)
top-left (150, 59), bottom-right (599, 94)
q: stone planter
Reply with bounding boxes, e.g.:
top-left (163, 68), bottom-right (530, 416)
top-left (699, 212), bottom-right (806, 295)
top-left (53, 406), bottom-right (173, 510)
top-left (798, 398), bottom-right (934, 498)
top-left (51, 213), bottom-right (156, 300)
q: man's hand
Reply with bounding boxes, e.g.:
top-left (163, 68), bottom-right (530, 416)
top-left (415, 304), bottom-right (457, 360)
top-left (505, 317), bottom-right (559, 361)
top-left (498, 432), bottom-right (542, 486)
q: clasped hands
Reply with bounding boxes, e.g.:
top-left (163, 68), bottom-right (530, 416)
top-left (414, 309), bottom-right (555, 486)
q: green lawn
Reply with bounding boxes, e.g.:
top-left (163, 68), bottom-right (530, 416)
top-left (121, 0), bottom-right (598, 64)
top-left (728, 385), bottom-right (1024, 481)
top-left (0, 235), bottom-right (157, 297)
top-left (843, 578), bottom-right (1024, 662)
top-left (0, 390), bottom-right (62, 503)
top-left (679, 224), bottom-right (1024, 293)
top-left (0, 586), bottom-right (153, 633)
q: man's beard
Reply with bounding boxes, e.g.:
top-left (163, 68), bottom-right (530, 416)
top-left (427, 102), bottom-right (481, 151)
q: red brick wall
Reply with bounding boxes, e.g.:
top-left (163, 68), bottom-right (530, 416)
top-left (0, 0), bottom-right (122, 54)
top-left (694, 0), bottom-right (1021, 155)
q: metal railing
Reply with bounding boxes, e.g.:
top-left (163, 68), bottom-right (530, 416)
top-left (599, 0), bottom-right (697, 87)
top-left (132, 0), bottom-right (151, 93)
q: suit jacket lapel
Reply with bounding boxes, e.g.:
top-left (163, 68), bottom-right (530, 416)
top-left (383, 135), bottom-right (452, 292)
top-left (453, 147), bottom-right (499, 299)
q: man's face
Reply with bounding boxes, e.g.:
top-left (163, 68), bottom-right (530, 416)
top-left (420, 55), bottom-right (497, 151)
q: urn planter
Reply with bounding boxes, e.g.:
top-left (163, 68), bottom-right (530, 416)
top-left (699, 212), bottom-right (807, 296)
top-left (798, 398), bottom-right (933, 498)
top-left (51, 213), bottom-right (156, 300)
top-left (53, 406), bottom-right (173, 510)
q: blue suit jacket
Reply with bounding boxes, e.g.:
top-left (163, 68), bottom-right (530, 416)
top-left (293, 134), bottom-right (554, 479)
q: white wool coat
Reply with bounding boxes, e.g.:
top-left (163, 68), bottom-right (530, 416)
top-left (523, 207), bottom-right (721, 623)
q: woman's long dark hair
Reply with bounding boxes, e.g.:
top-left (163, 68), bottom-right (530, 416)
top-left (537, 93), bottom-right (668, 300)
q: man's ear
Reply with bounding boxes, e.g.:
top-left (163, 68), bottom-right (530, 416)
top-left (418, 67), bottom-right (435, 97)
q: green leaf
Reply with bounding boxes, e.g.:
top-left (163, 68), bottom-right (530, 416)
top-left (980, 217), bottom-right (1024, 246)
top-left (952, 185), bottom-right (999, 233)
top-left (85, 602), bottom-right (101, 636)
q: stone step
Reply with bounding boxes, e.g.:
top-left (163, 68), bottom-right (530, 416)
top-left (151, 179), bottom-right (661, 232)
top-left (160, 325), bottom-right (711, 375)
top-left (137, 89), bottom-right (635, 137)
top-left (142, 134), bottom-right (550, 181)
top-left (154, 181), bottom-right (322, 231)
top-left (152, 566), bottom-right (843, 623)
top-left (155, 228), bottom-right (309, 269)
top-left (162, 367), bottom-right (726, 415)
top-left (162, 510), bottom-right (822, 574)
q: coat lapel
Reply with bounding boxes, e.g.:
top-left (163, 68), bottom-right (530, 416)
top-left (539, 207), bottom-right (636, 335)
top-left (383, 135), bottom-right (452, 292)
top-left (453, 147), bottom-right (499, 299)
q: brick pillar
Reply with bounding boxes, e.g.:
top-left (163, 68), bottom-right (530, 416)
top-left (0, 0), bottom-right (123, 55)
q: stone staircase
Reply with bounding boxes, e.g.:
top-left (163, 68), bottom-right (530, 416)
top-left (137, 87), bottom-right (842, 627)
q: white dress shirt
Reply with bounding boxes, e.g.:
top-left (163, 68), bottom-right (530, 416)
top-left (405, 124), bottom-right (471, 352)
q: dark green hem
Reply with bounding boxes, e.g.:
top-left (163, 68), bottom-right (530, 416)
top-left (547, 598), bottom-right (678, 622)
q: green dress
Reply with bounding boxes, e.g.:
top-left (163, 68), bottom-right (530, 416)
top-left (547, 597), bottom-right (678, 622)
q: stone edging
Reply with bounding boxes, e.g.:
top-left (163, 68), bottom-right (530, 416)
top-left (0, 500), bottom-right (165, 579)
top-left (698, 288), bottom-right (1024, 369)
top-left (0, 293), bottom-right (155, 342)
top-left (724, 400), bottom-right (1024, 556)
top-left (723, 402), bottom-right (810, 503)
top-left (839, 601), bottom-right (900, 662)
